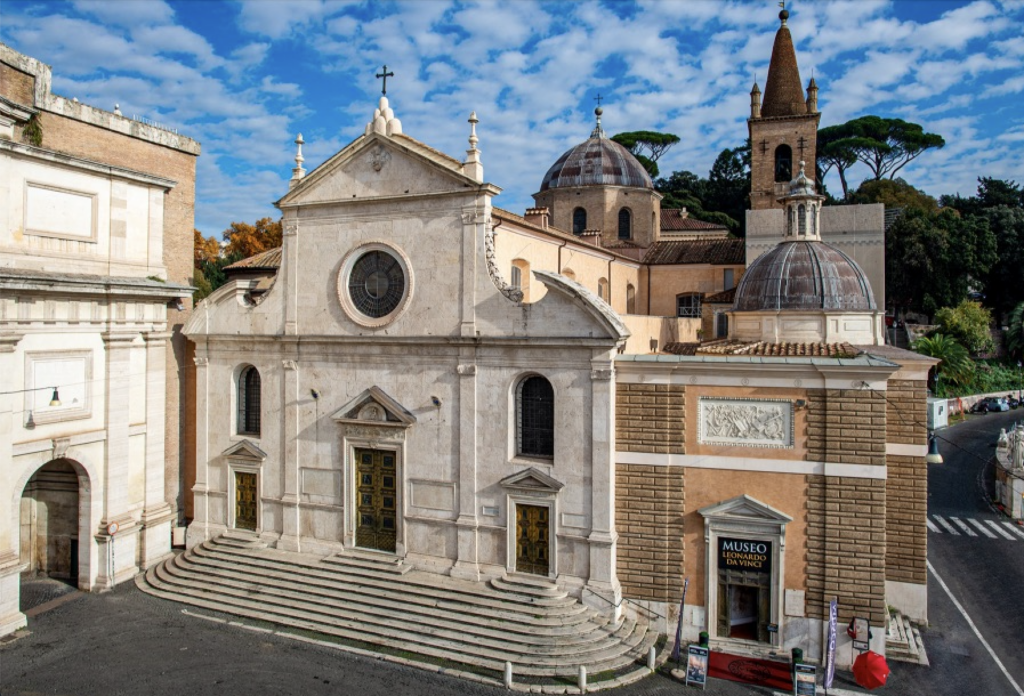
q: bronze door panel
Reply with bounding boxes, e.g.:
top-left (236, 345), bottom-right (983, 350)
top-left (515, 504), bottom-right (549, 576)
top-left (355, 448), bottom-right (397, 552)
top-left (235, 472), bottom-right (257, 531)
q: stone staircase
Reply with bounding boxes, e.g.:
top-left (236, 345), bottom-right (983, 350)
top-left (886, 609), bottom-right (929, 666)
top-left (136, 533), bottom-right (659, 687)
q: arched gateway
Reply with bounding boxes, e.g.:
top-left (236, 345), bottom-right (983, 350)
top-left (18, 459), bottom-right (92, 587)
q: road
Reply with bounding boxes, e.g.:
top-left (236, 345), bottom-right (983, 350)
top-left (3, 411), bottom-right (1023, 696)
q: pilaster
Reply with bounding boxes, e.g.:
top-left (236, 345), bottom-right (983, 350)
top-left (278, 358), bottom-right (301, 551)
top-left (186, 352), bottom-right (210, 549)
top-left (140, 331), bottom-right (173, 568)
top-left (0, 550), bottom-right (27, 636)
top-left (585, 360), bottom-right (621, 618)
top-left (451, 356), bottom-right (480, 581)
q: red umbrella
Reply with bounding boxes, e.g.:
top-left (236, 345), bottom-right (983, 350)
top-left (852, 650), bottom-right (890, 690)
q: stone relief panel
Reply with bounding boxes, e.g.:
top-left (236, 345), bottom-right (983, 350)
top-left (698, 397), bottom-right (794, 449)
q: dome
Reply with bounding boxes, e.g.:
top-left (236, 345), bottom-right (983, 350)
top-left (539, 135), bottom-right (653, 192)
top-left (733, 241), bottom-right (876, 312)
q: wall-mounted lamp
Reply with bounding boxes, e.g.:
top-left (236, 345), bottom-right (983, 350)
top-left (25, 410), bottom-right (36, 429)
top-left (926, 434), bottom-right (943, 464)
top-left (431, 396), bottom-right (442, 408)
top-left (794, 399), bottom-right (807, 409)
top-left (1, 384), bottom-right (61, 407)
top-left (49, 388), bottom-right (61, 407)
top-left (310, 389), bottom-right (320, 400)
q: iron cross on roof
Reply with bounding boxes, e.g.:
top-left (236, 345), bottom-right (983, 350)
top-left (376, 65), bottom-right (394, 95)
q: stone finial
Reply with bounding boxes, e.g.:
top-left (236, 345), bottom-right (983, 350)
top-left (114, 103), bottom-right (122, 116)
top-left (365, 96), bottom-right (402, 137)
top-left (591, 106), bottom-right (605, 139)
top-left (463, 111), bottom-right (483, 182)
top-left (290, 133), bottom-right (306, 188)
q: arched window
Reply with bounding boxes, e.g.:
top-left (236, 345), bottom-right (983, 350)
top-left (677, 293), bottom-right (702, 318)
top-left (512, 259), bottom-right (531, 302)
top-left (618, 208), bottom-right (632, 239)
top-left (811, 205), bottom-right (817, 236)
top-left (788, 206), bottom-right (796, 237)
top-left (572, 207), bottom-right (587, 235)
top-left (626, 284), bottom-right (636, 314)
top-left (774, 144), bottom-right (792, 182)
top-left (517, 375), bottom-right (554, 458)
top-left (238, 366), bottom-right (261, 436)
top-left (798, 204), bottom-right (807, 235)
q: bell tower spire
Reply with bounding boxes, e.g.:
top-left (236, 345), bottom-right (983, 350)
top-left (747, 7), bottom-right (821, 211)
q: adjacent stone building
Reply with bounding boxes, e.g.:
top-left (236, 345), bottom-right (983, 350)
top-left (0, 44), bottom-right (199, 634)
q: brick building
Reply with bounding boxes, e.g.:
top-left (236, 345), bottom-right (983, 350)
top-left (0, 44), bottom-right (199, 635)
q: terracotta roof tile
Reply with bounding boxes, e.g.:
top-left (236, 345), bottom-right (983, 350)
top-left (703, 287), bottom-right (737, 304)
top-left (225, 247), bottom-right (282, 271)
top-left (642, 238), bottom-right (745, 265)
top-left (663, 340), bottom-right (860, 358)
top-left (660, 210), bottom-right (729, 232)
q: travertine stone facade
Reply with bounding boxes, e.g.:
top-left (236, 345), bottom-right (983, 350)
top-left (615, 383), bottom-right (685, 454)
top-left (615, 464), bottom-right (685, 603)
top-left (805, 474), bottom-right (887, 627)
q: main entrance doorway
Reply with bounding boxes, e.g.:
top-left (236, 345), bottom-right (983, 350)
top-left (718, 574), bottom-right (771, 641)
top-left (355, 448), bottom-right (397, 552)
top-left (234, 472), bottom-right (257, 531)
top-left (515, 504), bottom-right (550, 576)
top-left (20, 459), bottom-right (81, 582)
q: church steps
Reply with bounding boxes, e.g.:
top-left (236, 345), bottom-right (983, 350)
top-left (143, 564), bottom-right (647, 673)
top-left (187, 543), bottom-right (587, 625)
top-left (160, 554), bottom-right (619, 648)
top-left (138, 544), bottom-right (657, 680)
top-left (194, 540), bottom-right (581, 614)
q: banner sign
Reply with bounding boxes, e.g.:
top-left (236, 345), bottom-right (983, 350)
top-left (794, 664), bottom-right (817, 696)
top-left (672, 578), bottom-right (689, 663)
top-left (824, 599), bottom-right (838, 689)
top-left (685, 646), bottom-right (709, 689)
top-left (852, 616), bottom-right (870, 651)
top-left (718, 537), bottom-right (772, 574)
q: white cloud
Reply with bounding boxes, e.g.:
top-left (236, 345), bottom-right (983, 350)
top-left (72, 0), bottom-right (175, 27)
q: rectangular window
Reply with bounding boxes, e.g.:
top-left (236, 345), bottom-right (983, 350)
top-left (723, 268), bottom-right (735, 290)
top-left (677, 294), bottom-right (702, 318)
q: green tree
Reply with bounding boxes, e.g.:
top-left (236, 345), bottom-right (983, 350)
top-left (842, 116), bottom-right (945, 181)
top-left (1006, 302), bottom-right (1024, 360)
top-left (816, 123), bottom-right (858, 199)
top-left (885, 208), bottom-right (996, 316)
top-left (913, 333), bottom-right (975, 390)
top-left (611, 131), bottom-right (680, 178)
top-left (850, 178), bottom-right (937, 214)
top-left (933, 300), bottom-right (994, 355)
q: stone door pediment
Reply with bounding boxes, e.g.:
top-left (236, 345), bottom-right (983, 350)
top-left (331, 386), bottom-right (416, 428)
top-left (221, 439), bottom-right (268, 463)
top-left (699, 494), bottom-right (792, 524)
top-left (499, 467), bottom-right (565, 494)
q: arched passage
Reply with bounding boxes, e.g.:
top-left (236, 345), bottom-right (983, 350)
top-left (19, 458), bottom-right (90, 586)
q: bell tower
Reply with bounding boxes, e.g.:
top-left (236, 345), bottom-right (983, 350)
top-left (748, 7), bottom-right (821, 211)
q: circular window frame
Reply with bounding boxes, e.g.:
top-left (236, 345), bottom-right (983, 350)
top-left (337, 242), bottom-right (413, 328)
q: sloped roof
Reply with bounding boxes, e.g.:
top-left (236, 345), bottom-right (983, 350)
top-left (540, 133), bottom-right (653, 191)
top-left (663, 340), bottom-right (860, 358)
top-left (704, 287), bottom-right (737, 304)
top-left (660, 210), bottom-right (729, 232)
top-left (642, 238), bottom-right (745, 265)
top-left (224, 247), bottom-right (282, 272)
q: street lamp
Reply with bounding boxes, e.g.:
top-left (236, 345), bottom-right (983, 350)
top-left (926, 433), bottom-right (943, 465)
top-left (0, 385), bottom-right (62, 406)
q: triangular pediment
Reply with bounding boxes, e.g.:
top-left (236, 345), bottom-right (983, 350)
top-left (221, 439), bottom-right (267, 462)
top-left (499, 467), bottom-right (565, 493)
top-left (331, 386), bottom-right (416, 427)
top-left (278, 133), bottom-right (483, 207)
top-left (699, 494), bottom-right (792, 523)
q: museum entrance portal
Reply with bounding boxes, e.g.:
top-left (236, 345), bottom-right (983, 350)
top-left (515, 504), bottom-right (550, 576)
top-left (355, 448), bottom-right (397, 553)
top-left (716, 536), bottom-right (773, 643)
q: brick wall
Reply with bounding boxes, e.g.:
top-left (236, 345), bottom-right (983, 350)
top-left (885, 454), bottom-right (927, 585)
top-left (805, 475), bottom-right (887, 626)
top-left (0, 62), bottom-right (35, 107)
top-left (615, 383), bottom-right (685, 454)
top-left (748, 114), bottom-right (819, 211)
top-left (806, 388), bottom-right (886, 465)
top-left (615, 464), bottom-right (685, 603)
top-left (885, 379), bottom-right (927, 446)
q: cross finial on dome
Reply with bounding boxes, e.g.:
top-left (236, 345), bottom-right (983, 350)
top-left (591, 101), bottom-right (605, 139)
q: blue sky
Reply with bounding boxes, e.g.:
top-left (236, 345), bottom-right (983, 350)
top-left (3, 0), bottom-right (1022, 236)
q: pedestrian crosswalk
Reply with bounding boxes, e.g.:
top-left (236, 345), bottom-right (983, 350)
top-left (927, 514), bottom-right (1024, 540)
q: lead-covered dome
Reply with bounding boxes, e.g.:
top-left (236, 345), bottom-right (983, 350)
top-left (539, 120), bottom-right (653, 191)
top-left (733, 241), bottom-right (876, 312)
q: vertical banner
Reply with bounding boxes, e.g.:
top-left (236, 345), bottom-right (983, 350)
top-left (824, 599), bottom-right (838, 689)
top-left (672, 577), bottom-right (689, 664)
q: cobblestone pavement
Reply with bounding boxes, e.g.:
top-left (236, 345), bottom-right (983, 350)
top-left (18, 577), bottom-right (78, 613)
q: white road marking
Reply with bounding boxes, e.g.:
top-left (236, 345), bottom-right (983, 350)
top-left (933, 515), bottom-right (960, 535)
top-left (968, 518), bottom-right (998, 538)
top-left (986, 520), bottom-right (1017, 540)
top-left (950, 517), bottom-right (977, 536)
top-left (1003, 522), bottom-right (1024, 540)
top-left (928, 561), bottom-right (1024, 696)
top-left (926, 518), bottom-right (940, 533)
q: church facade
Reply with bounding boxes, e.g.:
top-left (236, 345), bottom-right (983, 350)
top-left (185, 9), bottom-right (931, 669)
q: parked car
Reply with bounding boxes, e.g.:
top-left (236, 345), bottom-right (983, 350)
top-left (1007, 395), bottom-right (1021, 409)
top-left (972, 397), bottom-right (1011, 413)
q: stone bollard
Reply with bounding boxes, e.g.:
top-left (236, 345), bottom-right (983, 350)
top-left (648, 646), bottom-right (656, 670)
top-left (578, 665), bottom-right (587, 693)
top-left (504, 661), bottom-right (513, 690)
